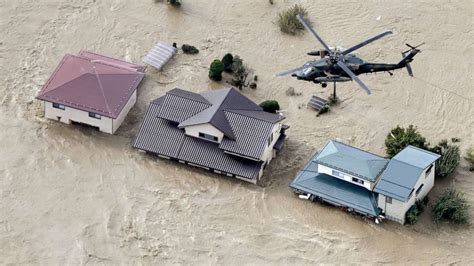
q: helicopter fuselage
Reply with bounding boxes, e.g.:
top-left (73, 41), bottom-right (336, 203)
top-left (292, 49), bottom-right (419, 84)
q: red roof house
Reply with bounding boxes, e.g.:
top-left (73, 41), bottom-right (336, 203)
top-left (36, 51), bottom-right (145, 134)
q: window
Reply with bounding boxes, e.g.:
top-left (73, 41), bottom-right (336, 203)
top-left (267, 133), bottom-right (273, 146)
top-left (52, 103), bottom-right (65, 110)
top-left (352, 177), bottom-right (364, 185)
top-left (425, 164), bottom-right (433, 177)
top-left (199, 132), bottom-right (218, 142)
top-left (416, 184), bottom-right (424, 195)
top-left (332, 170), bottom-right (343, 178)
top-left (89, 112), bottom-right (101, 119)
top-left (386, 196), bottom-right (392, 204)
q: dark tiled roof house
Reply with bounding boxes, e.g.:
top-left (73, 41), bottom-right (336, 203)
top-left (133, 88), bottom-right (288, 184)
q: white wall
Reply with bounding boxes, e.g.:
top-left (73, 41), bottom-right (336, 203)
top-left (378, 162), bottom-right (436, 224)
top-left (184, 123), bottom-right (224, 143)
top-left (112, 90), bottom-right (137, 133)
top-left (42, 92), bottom-right (136, 134)
top-left (318, 164), bottom-right (374, 190)
top-left (43, 101), bottom-right (114, 133)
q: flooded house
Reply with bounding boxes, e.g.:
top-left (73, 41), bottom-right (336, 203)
top-left (36, 51), bottom-right (145, 134)
top-left (291, 140), bottom-right (440, 224)
top-left (133, 87), bottom-right (288, 184)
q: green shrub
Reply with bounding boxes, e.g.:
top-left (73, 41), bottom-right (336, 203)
top-left (385, 125), bottom-right (428, 158)
top-left (182, 44), bottom-right (199, 54)
top-left (222, 53), bottom-right (234, 72)
top-left (405, 197), bottom-right (428, 225)
top-left (277, 4), bottom-right (308, 35)
top-left (209, 59), bottom-right (225, 81)
top-left (432, 188), bottom-right (469, 224)
top-left (260, 100), bottom-right (280, 113)
top-left (406, 205), bottom-right (420, 225)
top-left (430, 139), bottom-right (460, 178)
top-left (466, 147), bottom-right (474, 171)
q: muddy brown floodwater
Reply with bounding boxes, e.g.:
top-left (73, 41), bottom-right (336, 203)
top-left (1, 0), bottom-right (473, 264)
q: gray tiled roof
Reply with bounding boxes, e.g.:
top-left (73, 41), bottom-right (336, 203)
top-left (157, 92), bottom-right (211, 123)
top-left (290, 157), bottom-right (380, 216)
top-left (133, 97), bottom-right (264, 181)
top-left (178, 136), bottom-right (263, 180)
top-left (178, 88), bottom-right (284, 142)
top-left (219, 111), bottom-right (275, 159)
top-left (374, 146), bottom-right (440, 202)
top-left (133, 100), bottom-right (185, 158)
top-left (314, 140), bottom-right (389, 182)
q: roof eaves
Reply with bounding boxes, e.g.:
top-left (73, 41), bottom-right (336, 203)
top-left (36, 54), bottom-right (74, 98)
top-left (225, 109), bottom-right (285, 124)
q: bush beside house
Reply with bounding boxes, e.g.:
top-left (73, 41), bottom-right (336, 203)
top-left (385, 125), bottom-right (429, 158)
top-left (260, 100), bottom-right (280, 113)
top-left (432, 188), bottom-right (469, 224)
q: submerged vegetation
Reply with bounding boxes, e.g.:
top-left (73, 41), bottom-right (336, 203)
top-left (430, 139), bottom-right (460, 178)
top-left (277, 4), bottom-right (308, 35)
top-left (222, 53), bottom-right (234, 72)
top-left (432, 188), bottom-right (469, 224)
top-left (209, 53), bottom-right (257, 90)
top-left (182, 44), bottom-right (199, 54)
top-left (385, 125), bottom-right (428, 158)
top-left (260, 100), bottom-right (280, 113)
top-left (209, 60), bottom-right (225, 81)
top-left (230, 55), bottom-right (253, 90)
top-left (466, 147), bottom-right (474, 171)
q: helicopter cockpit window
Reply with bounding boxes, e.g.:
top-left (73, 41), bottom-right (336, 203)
top-left (303, 67), bottom-right (313, 75)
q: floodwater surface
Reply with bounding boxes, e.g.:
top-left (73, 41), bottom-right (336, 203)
top-left (1, 0), bottom-right (473, 264)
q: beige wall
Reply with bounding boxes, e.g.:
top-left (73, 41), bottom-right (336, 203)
top-left (112, 90), bottom-right (137, 133)
top-left (42, 91), bottom-right (136, 134)
top-left (184, 123), bottom-right (224, 143)
top-left (318, 164), bottom-right (374, 190)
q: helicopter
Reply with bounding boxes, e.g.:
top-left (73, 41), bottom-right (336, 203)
top-left (277, 14), bottom-right (424, 96)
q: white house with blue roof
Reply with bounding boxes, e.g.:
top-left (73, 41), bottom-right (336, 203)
top-left (291, 140), bottom-right (440, 224)
top-left (374, 146), bottom-right (440, 223)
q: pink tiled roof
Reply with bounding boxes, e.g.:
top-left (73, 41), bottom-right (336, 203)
top-left (36, 51), bottom-right (145, 119)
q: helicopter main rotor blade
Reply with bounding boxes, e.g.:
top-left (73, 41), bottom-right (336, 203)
top-left (296, 14), bottom-right (331, 51)
top-left (276, 58), bottom-right (327, 77)
top-left (276, 65), bottom-right (309, 77)
top-left (342, 30), bottom-right (393, 55)
top-left (336, 61), bottom-right (372, 94)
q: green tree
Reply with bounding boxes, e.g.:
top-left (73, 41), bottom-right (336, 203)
top-left (432, 188), bottom-right (469, 224)
top-left (260, 100), bottom-right (280, 113)
top-left (430, 139), bottom-right (460, 178)
top-left (222, 53), bottom-right (234, 72)
top-left (385, 125), bottom-right (428, 158)
top-left (208, 59), bottom-right (225, 81)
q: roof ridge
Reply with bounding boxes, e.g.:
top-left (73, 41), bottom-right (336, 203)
top-left (404, 145), bottom-right (441, 158)
top-left (79, 50), bottom-right (144, 70)
top-left (377, 173), bottom-right (413, 190)
top-left (224, 109), bottom-right (279, 124)
top-left (167, 89), bottom-right (212, 106)
top-left (331, 139), bottom-right (386, 159)
top-left (91, 61), bottom-right (112, 115)
top-left (391, 157), bottom-right (425, 170)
